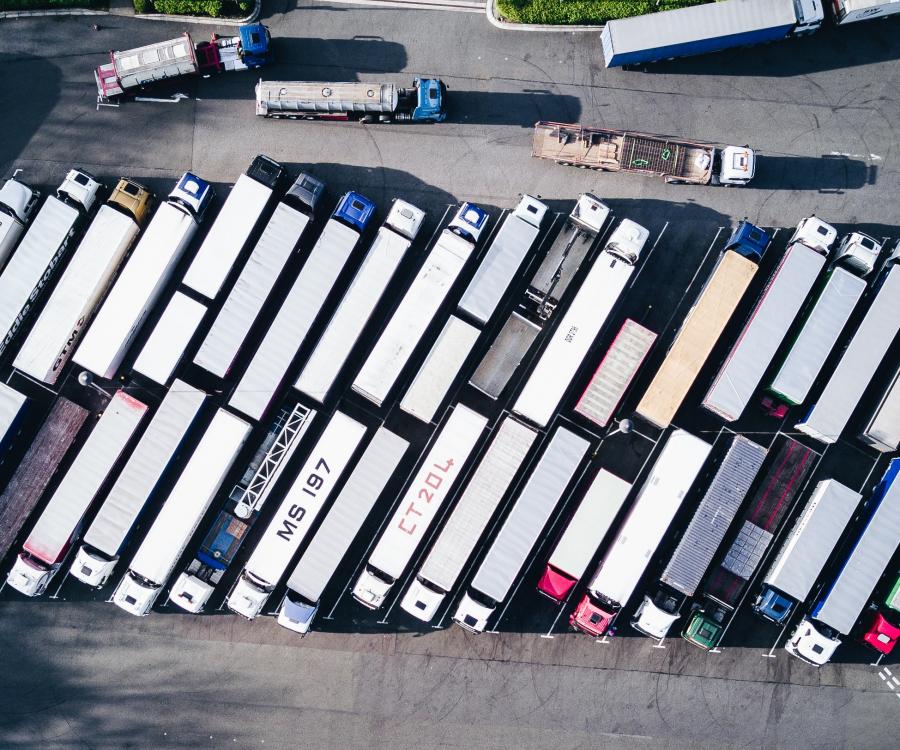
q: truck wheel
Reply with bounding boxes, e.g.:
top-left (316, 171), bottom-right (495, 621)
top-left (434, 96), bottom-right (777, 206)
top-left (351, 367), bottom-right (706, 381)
top-left (360, 116), bottom-right (373, 124)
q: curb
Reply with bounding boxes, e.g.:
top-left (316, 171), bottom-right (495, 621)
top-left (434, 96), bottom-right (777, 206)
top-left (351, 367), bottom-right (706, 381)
top-left (485, 0), bottom-right (602, 32)
top-left (0, 0), bottom-right (259, 24)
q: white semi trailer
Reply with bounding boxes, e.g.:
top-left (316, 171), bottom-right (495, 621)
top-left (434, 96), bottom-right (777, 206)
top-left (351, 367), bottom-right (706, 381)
top-left (0, 176), bottom-right (40, 271)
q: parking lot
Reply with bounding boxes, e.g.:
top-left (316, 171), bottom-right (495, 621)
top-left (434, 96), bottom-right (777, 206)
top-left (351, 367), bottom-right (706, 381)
top-left (1, 3), bottom-right (900, 748)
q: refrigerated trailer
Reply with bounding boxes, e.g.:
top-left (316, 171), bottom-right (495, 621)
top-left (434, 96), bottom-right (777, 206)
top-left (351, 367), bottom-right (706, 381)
top-left (631, 436), bottom-right (767, 640)
top-left (182, 156), bottom-right (284, 300)
top-left (226, 411), bottom-right (366, 619)
top-left (0, 398), bottom-right (89, 562)
top-left (636, 222), bottom-right (769, 429)
top-left (569, 429), bottom-right (711, 638)
top-left (703, 240), bottom-right (828, 422)
top-left (682, 439), bottom-right (816, 650)
top-left (6, 392), bottom-right (147, 596)
top-left (753, 479), bottom-right (861, 625)
top-left (352, 405), bottom-right (488, 610)
top-left (786, 459), bottom-right (900, 666)
top-left (796, 263), bottom-right (900, 444)
top-left (132, 292), bottom-right (206, 385)
top-left (832, 0), bottom-right (900, 24)
top-left (0, 176), bottom-right (40, 270)
top-left (295, 199), bottom-right (425, 403)
top-left (276, 428), bottom-right (410, 634)
top-left (194, 173), bottom-right (324, 378)
top-left (112, 409), bottom-right (250, 616)
top-left (69, 382), bottom-right (206, 587)
top-left (453, 426), bottom-right (590, 633)
top-left (13, 180), bottom-right (152, 384)
top-left (74, 173), bottom-right (213, 379)
top-left (169, 403), bottom-right (314, 613)
top-left (861, 364), bottom-right (900, 453)
top-left (513, 219), bottom-right (649, 428)
top-left (229, 192), bottom-right (376, 421)
top-left (0, 169), bottom-right (101, 358)
top-left (400, 416), bottom-right (538, 622)
top-left (0, 383), bottom-right (28, 453)
top-left (537, 469), bottom-right (632, 603)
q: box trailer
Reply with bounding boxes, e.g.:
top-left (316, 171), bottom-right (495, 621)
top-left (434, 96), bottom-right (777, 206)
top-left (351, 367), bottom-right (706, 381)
top-left (13, 180), bottom-right (153, 384)
top-left (796, 263), bottom-right (900, 444)
top-left (832, 0), bottom-right (900, 24)
top-left (226, 411), bottom-right (366, 619)
top-left (682, 438), bottom-right (816, 650)
top-left (460, 196), bottom-right (608, 401)
top-left (111, 408), bottom-right (250, 616)
top-left (352, 404), bottom-right (488, 610)
top-left (400, 416), bottom-right (538, 622)
top-left (703, 241), bottom-right (828, 422)
top-left (0, 170), bottom-right (101, 358)
top-left (276, 428), bottom-right (410, 634)
top-left (182, 156), bottom-right (284, 300)
top-left (786, 459), bottom-right (900, 666)
top-left (753, 479), bottom-right (861, 625)
top-left (194, 173), bottom-right (324, 378)
top-left (636, 222), bottom-right (769, 429)
top-left (6, 392), bottom-right (147, 596)
top-left (537, 469), bottom-right (632, 603)
top-left (0, 176), bottom-right (40, 270)
top-left (295, 199), bottom-right (425, 403)
top-left (631, 436), bottom-right (767, 639)
top-left (69, 382), bottom-right (206, 587)
top-left (74, 173), bottom-right (213, 379)
top-left (861, 363), bottom-right (900, 453)
top-left (0, 398), bottom-right (89, 562)
top-left (457, 195), bottom-right (548, 326)
top-left (229, 192), bottom-right (376, 421)
top-left (453, 426), bottom-right (590, 633)
top-left (570, 429), bottom-right (711, 637)
top-left (132, 292), bottom-right (206, 385)
top-left (599, 0), bottom-right (822, 68)
top-left (399, 315), bottom-right (480, 423)
top-left (513, 219), bottom-right (649, 428)
top-left (0, 383), bottom-right (28, 453)
top-left (574, 319), bottom-right (657, 428)
top-left (351, 203), bottom-right (488, 407)
top-left (169, 403), bottom-right (314, 613)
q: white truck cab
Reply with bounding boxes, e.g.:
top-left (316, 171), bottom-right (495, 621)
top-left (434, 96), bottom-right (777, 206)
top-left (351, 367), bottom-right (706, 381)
top-left (571, 193), bottom-right (610, 234)
top-left (631, 597), bottom-right (679, 639)
top-left (512, 194), bottom-right (549, 229)
top-left (833, 232), bottom-right (881, 277)
top-left (792, 0), bottom-right (825, 33)
top-left (58, 169), bottom-right (102, 212)
top-left (790, 216), bottom-right (837, 255)
top-left (7, 555), bottom-right (51, 597)
top-left (227, 572), bottom-right (271, 619)
top-left (70, 546), bottom-right (118, 588)
top-left (276, 593), bottom-right (318, 634)
top-left (400, 579), bottom-right (446, 622)
top-left (111, 572), bottom-right (158, 616)
top-left (386, 198), bottom-right (426, 240)
top-left (352, 566), bottom-right (393, 609)
top-left (717, 146), bottom-right (756, 186)
top-left (604, 218), bottom-right (650, 264)
top-left (784, 617), bottom-right (840, 666)
top-left (452, 592), bottom-right (495, 633)
top-left (169, 574), bottom-right (214, 614)
top-left (0, 178), bottom-right (39, 223)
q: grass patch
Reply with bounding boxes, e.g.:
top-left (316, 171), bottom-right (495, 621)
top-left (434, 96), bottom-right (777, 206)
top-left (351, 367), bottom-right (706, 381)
top-left (0, 0), bottom-right (105, 9)
top-left (495, 0), bottom-right (708, 25)
top-left (135, 0), bottom-right (252, 15)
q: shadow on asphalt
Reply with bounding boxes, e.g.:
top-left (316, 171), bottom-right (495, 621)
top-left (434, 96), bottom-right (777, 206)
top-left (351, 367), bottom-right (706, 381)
top-left (0, 54), bottom-right (60, 173)
top-left (447, 89), bottom-right (581, 127)
top-left (749, 155), bottom-right (873, 192)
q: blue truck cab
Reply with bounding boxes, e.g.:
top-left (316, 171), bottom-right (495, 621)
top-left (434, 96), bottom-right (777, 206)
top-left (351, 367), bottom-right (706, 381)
top-left (169, 172), bottom-right (214, 220)
top-left (448, 202), bottom-right (489, 244)
top-left (333, 191), bottom-right (376, 234)
top-left (725, 220), bottom-right (769, 261)
top-left (412, 78), bottom-right (447, 123)
top-left (753, 586), bottom-right (796, 624)
top-left (238, 23), bottom-right (272, 67)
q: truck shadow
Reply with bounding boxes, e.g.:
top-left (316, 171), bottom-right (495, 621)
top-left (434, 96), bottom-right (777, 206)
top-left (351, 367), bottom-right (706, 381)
top-left (0, 54), bottom-right (60, 175)
top-left (748, 154), bottom-right (872, 192)
top-left (447, 89), bottom-right (581, 127)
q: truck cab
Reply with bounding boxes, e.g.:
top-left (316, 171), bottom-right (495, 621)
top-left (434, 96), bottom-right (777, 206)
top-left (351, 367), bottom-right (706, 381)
top-left (168, 172), bottom-right (213, 220)
top-left (789, 216), bottom-right (837, 255)
top-left (410, 78), bottom-right (447, 123)
top-left (58, 169), bottom-right (102, 213)
top-left (569, 595), bottom-right (615, 636)
top-left (70, 545), bottom-right (118, 587)
top-left (401, 578), bottom-right (447, 622)
top-left (277, 591), bottom-right (318, 634)
top-left (237, 23), bottom-right (271, 67)
top-left (784, 616), bottom-right (840, 666)
top-left (0, 177), bottom-right (39, 224)
top-left (7, 553), bottom-right (54, 597)
top-left (571, 193), bottom-right (610, 235)
top-left (513, 194), bottom-right (549, 230)
top-left (453, 591), bottom-right (495, 633)
top-left (715, 146), bottom-right (756, 186)
top-left (352, 564), bottom-right (394, 609)
top-left (861, 612), bottom-right (900, 655)
top-left (333, 191), bottom-right (376, 234)
top-left (448, 202), bottom-right (489, 244)
top-left (631, 595), bottom-right (680, 639)
top-left (284, 172), bottom-right (325, 216)
top-left (112, 571), bottom-right (159, 616)
top-left (537, 565), bottom-right (578, 603)
top-left (833, 232), bottom-right (881, 277)
top-left (725, 220), bottom-right (770, 261)
top-left (604, 218), bottom-right (649, 264)
top-left (108, 179), bottom-right (153, 224)
top-left (227, 571), bottom-right (271, 619)
top-left (247, 154), bottom-right (286, 191)
top-left (792, 0), bottom-right (825, 34)
top-left (385, 199), bottom-right (426, 241)
top-left (682, 609), bottom-right (725, 649)
top-left (753, 585), bottom-right (796, 625)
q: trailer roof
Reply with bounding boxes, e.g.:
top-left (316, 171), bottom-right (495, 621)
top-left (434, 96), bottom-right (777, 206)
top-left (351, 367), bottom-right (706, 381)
top-left (0, 383), bottom-right (27, 446)
top-left (469, 313), bottom-right (540, 399)
top-left (133, 293), bottom-right (206, 386)
top-left (863, 363), bottom-right (900, 452)
top-left (256, 81), bottom-right (398, 114)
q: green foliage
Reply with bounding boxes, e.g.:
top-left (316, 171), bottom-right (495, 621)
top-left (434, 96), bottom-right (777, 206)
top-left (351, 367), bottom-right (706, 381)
top-left (0, 0), bottom-right (105, 9)
top-left (495, 0), bottom-right (708, 25)
top-left (135, 0), bottom-right (249, 14)
top-left (131, 0), bottom-right (148, 12)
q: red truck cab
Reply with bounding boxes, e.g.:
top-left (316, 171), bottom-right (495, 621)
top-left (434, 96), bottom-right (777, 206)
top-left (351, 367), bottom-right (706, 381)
top-left (569, 595), bottom-right (615, 636)
top-left (537, 566), bottom-right (577, 603)
top-left (861, 612), bottom-right (900, 655)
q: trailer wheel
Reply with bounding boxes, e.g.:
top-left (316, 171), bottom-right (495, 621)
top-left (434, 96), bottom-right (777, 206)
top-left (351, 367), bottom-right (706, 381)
top-left (361, 115), bottom-right (374, 124)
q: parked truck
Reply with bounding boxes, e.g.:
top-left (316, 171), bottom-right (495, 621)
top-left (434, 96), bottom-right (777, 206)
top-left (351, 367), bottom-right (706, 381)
top-left (470, 194), bottom-right (610, 399)
top-left (0, 169), bottom-right (101, 358)
top-left (132, 292), bottom-right (207, 386)
top-left (636, 221), bottom-right (769, 429)
top-left (453, 427), bottom-right (590, 633)
top-left (169, 403), bottom-right (315, 613)
top-left (229, 192), bottom-right (376, 421)
top-left (95, 24), bottom-right (272, 100)
top-left (194, 173), bottom-right (324, 379)
top-left (14, 180), bottom-right (153, 384)
top-left (74, 172), bottom-right (213, 379)
top-left (226, 411), bottom-right (367, 619)
top-left (112, 409), bottom-right (250, 615)
top-left (513, 218), bottom-right (649, 428)
top-left (569, 429), bottom-right (712, 637)
top-left (631, 436), bottom-right (768, 639)
top-left (752, 479), bottom-right (861, 625)
top-left (182, 155), bottom-right (284, 300)
top-left (276, 428), bottom-right (410, 634)
top-left (457, 195), bottom-right (549, 326)
top-left (352, 203), bottom-right (488, 407)
top-left (786, 459), bottom-right (900, 666)
top-left (69, 382), bottom-right (206, 587)
top-left (295, 199), bottom-right (425, 403)
top-left (0, 383), bottom-right (27, 454)
top-left (0, 176), bottom-right (40, 270)
top-left (0, 398), bottom-right (89, 563)
top-left (6, 392), bottom-right (147, 597)
top-left (256, 78), bottom-right (447, 123)
top-left (352, 405), bottom-right (488, 610)
top-left (599, 0), bottom-right (823, 68)
top-left (682, 439), bottom-right (816, 650)
top-left (832, 0), bottom-right (900, 24)
top-left (796, 260), bottom-right (900, 444)
top-left (400, 416), bottom-right (538, 622)
top-left (860, 363), bottom-right (900, 453)
top-left (533, 122), bottom-right (756, 186)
